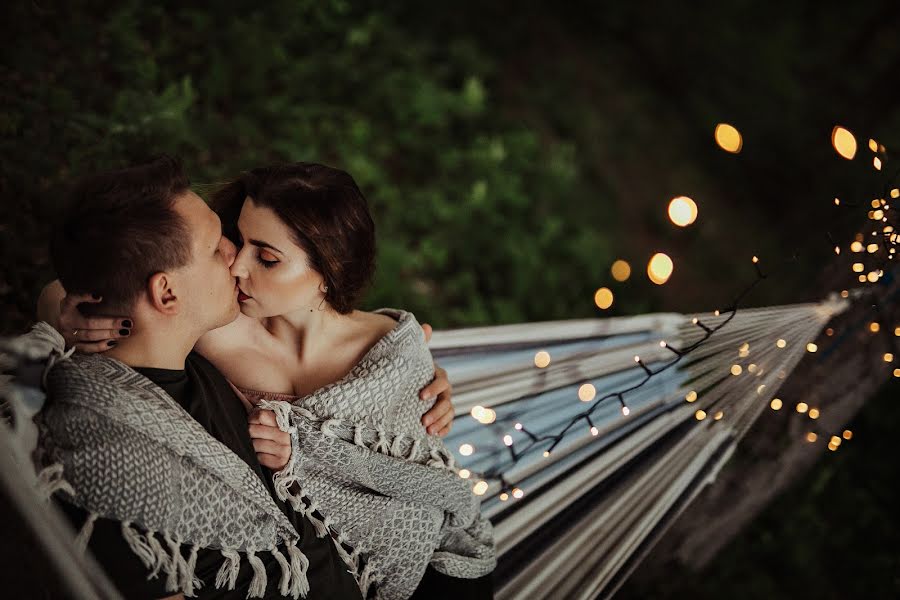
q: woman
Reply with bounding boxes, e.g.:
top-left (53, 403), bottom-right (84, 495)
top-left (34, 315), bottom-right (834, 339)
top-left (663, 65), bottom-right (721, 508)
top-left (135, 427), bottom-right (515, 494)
top-left (50, 162), bottom-right (495, 599)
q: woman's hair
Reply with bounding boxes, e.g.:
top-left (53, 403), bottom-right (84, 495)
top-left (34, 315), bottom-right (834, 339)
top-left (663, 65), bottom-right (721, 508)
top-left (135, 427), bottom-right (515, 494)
top-left (210, 162), bottom-right (376, 314)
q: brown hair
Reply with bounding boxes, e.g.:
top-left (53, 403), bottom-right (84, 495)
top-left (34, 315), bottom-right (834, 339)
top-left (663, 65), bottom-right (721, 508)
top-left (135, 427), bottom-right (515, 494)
top-left (50, 156), bottom-right (192, 315)
top-left (211, 162), bottom-right (376, 314)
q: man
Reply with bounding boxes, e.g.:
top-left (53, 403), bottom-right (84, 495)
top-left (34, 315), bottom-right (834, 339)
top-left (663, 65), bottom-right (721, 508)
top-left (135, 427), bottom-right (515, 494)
top-left (30, 156), bottom-right (455, 599)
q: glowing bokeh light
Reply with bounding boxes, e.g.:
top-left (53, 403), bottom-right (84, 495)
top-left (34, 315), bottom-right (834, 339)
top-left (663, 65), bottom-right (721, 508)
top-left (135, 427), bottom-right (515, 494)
top-left (714, 123), bottom-right (743, 153)
top-left (668, 196), bottom-right (698, 227)
top-left (647, 252), bottom-right (674, 285)
top-left (831, 125), bottom-right (857, 160)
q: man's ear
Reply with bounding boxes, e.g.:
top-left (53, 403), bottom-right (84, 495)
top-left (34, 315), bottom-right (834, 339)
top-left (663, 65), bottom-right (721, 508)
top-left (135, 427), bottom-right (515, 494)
top-left (147, 272), bottom-right (179, 315)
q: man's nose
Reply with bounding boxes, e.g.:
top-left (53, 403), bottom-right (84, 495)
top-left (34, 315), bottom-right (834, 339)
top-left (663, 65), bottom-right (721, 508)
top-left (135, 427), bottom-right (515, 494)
top-left (222, 237), bottom-right (238, 268)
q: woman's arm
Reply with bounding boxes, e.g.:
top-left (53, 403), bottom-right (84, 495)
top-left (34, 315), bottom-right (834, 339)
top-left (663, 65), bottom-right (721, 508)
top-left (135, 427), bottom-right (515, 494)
top-left (35, 280), bottom-right (131, 352)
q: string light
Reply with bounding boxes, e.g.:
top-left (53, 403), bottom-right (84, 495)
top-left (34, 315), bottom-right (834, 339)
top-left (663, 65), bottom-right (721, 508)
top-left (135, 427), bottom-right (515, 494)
top-left (458, 129), bottom-right (897, 497)
top-left (647, 252), bottom-right (674, 284)
top-left (459, 443), bottom-right (474, 456)
top-left (578, 383), bottom-right (597, 402)
top-left (458, 469), bottom-right (471, 479)
top-left (806, 432), bottom-right (818, 442)
top-left (714, 123), bottom-right (743, 153)
top-left (610, 259), bottom-right (631, 282)
top-left (594, 287), bottom-right (614, 310)
top-left (512, 488), bottom-right (524, 499)
top-left (831, 125), bottom-right (857, 159)
top-left (634, 355), bottom-right (653, 377)
top-left (502, 435), bottom-right (513, 447)
top-left (668, 196), bottom-right (698, 227)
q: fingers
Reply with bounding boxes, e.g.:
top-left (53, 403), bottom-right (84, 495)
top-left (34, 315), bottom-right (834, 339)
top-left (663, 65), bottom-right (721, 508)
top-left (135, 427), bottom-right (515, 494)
top-left (257, 453), bottom-right (289, 470)
top-left (74, 328), bottom-right (131, 343)
top-left (248, 409), bottom-right (278, 427)
top-left (419, 366), bottom-right (450, 401)
top-left (429, 398), bottom-right (455, 436)
top-left (73, 339), bottom-right (121, 354)
top-left (251, 437), bottom-right (290, 457)
top-left (421, 323), bottom-right (433, 343)
top-left (436, 422), bottom-right (453, 437)
top-left (248, 423), bottom-right (290, 445)
top-left (423, 395), bottom-right (454, 435)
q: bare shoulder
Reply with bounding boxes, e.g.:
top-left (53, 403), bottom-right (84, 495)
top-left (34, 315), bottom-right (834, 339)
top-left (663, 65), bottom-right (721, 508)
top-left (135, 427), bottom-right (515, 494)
top-left (194, 312), bottom-right (259, 357)
top-left (357, 310), bottom-right (401, 338)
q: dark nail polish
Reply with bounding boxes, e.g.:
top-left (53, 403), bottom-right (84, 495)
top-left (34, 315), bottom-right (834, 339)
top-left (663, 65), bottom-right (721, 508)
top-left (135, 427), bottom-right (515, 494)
top-left (108, 341), bottom-right (118, 348)
top-left (122, 320), bottom-right (132, 328)
top-left (119, 329), bottom-right (130, 336)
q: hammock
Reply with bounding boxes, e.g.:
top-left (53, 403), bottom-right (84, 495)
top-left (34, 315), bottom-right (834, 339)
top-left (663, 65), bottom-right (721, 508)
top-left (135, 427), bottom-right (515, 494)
top-left (430, 294), bottom-right (849, 599)
top-left (0, 295), bottom-right (848, 598)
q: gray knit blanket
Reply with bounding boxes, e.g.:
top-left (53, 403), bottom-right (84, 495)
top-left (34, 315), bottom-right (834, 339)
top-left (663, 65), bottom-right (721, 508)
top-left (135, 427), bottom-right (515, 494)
top-left (245, 309), bottom-right (495, 600)
top-left (12, 322), bottom-right (313, 598)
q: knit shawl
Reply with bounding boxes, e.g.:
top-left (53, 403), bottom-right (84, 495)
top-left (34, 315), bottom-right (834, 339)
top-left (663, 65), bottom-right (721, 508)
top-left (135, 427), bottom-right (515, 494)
top-left (248, 309), bottom-right (495, 600)
top-left (24, 322), bottom-right (313, 598)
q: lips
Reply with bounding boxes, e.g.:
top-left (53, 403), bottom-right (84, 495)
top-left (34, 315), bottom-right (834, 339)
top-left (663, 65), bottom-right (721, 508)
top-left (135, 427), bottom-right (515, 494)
top-left (237, 285), bottom-right (252, 302)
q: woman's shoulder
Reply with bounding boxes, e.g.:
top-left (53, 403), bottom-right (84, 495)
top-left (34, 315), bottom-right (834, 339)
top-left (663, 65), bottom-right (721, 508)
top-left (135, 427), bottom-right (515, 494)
top-left (194, 312), bottom-right (260, 357)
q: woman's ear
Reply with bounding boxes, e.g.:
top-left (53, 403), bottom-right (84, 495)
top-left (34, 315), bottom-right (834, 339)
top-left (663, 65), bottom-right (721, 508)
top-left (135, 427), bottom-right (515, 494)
top-left (147, 272), bottom-right (179, 315)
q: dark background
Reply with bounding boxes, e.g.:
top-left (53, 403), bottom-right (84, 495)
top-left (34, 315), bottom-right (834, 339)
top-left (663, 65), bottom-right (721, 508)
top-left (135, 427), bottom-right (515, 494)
top-left (2, 1), bottom-right (898, 596)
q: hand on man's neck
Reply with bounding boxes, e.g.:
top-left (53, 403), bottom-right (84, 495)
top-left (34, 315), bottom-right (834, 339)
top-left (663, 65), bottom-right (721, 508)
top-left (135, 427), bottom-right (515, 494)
top-left (104, 321), bottom-right (200, 371)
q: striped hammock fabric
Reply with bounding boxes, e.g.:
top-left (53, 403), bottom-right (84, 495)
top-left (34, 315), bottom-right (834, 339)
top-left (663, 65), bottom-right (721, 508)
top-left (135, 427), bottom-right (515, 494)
top-left (431, 294), bottom-right (849, 599)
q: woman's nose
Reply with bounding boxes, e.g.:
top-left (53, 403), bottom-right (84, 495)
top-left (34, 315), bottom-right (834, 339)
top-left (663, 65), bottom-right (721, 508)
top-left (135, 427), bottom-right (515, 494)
top-left (230, 246), bottom-right (250, 278)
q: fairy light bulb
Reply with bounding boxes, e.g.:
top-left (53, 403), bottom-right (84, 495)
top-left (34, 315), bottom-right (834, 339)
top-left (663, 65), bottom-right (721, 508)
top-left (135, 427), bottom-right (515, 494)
top-left (714, 123), bottom-right (743, 153)
top-left (472, 481), bottom-right (488, 496)
top-left (831, 125), bottom-right (857, 159)
top-left (842, 430), bottom-right (853, 440)
top-left (458, 469), bottom-right (471, 479)
top-left (685, 390), bottom-right (698, 403)
top-left (514, 422), bottom-right (523, 430)
top-left (590, 426), bottom-right (599, 436)
top-left (502, 435), bottom-right (513, 447)
top-left (770, 398), bottom-right (783, 410)
top-left (808, 408), bottom-right (820, 419)
top-left (731, 364), bottom-right (743, 376)
top-left (578, 383), bottom-right (597, 402)
top-left (459, 443), bottom-right (474, 456)
top-left (512, 488), bottom-right (524, 499)
top-left (806, 343), bottom-right (818, 352)
top-left (796, 402), bottom-right (809, 414)
top-left (776, 339), bottom-right (787, 348)
top-left (851, 241), bottom-right (863, 252)
top-left (806, 432), bottom-right (818, 443)
top-left (499, 492), bottom-right (509, 501)
top-left (668, 197), bottom-right (698, 227)
top-left (594, 287), bottom-right (614, 310)
top-left (534, 351), bottom-right (551, 368)
top-left (695, 410), bottom-right (707, 421)
top-left (610, 259), bottom-right (631, 282)
top-left (647, 252), bottom-right (674, 284)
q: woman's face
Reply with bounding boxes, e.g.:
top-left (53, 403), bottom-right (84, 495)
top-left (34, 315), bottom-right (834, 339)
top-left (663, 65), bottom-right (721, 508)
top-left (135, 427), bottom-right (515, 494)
top-left (230, 197), bottom-right (326, 318)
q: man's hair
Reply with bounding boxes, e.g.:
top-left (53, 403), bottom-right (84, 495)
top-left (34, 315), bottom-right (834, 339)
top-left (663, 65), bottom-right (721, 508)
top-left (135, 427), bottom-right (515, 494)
top-left (50, 156), bottom-right (193, 315)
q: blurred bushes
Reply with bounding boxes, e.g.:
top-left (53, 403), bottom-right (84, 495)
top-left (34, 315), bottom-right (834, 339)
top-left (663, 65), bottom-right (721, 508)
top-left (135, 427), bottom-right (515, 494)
top-left (0, 0), bottom-right (613, 332)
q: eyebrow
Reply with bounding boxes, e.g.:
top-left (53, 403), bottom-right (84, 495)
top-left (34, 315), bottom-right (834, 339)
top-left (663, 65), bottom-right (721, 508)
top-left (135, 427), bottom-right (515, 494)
top-left (248, 238), bottom-right (283, 255)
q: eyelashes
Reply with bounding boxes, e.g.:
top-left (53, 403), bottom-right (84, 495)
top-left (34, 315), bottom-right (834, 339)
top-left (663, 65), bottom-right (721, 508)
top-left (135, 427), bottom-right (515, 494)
top-left (256, 256), bottom-right (278, 269)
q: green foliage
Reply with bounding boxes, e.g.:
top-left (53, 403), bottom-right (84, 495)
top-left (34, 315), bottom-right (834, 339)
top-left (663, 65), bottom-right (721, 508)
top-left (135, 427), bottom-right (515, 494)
top-left (0, 0), bottom-right (613, 331)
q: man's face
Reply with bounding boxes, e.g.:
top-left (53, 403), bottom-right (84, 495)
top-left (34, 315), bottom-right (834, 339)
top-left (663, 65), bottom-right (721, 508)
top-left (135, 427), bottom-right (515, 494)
top-left (171, 191), bottom-right (241, 333)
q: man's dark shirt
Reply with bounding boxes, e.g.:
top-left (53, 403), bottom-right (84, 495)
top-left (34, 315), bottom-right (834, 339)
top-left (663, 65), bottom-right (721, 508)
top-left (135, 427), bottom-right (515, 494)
top-left (56, 352), bottom-right (361, 599)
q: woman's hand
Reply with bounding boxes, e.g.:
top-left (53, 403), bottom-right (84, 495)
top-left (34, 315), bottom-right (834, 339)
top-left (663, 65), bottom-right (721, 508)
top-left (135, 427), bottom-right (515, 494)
top-left (56, 292), bottom-right (133, 353)
top-left (419, 322), bottom-right (455, 437)
top-left (248, 408), bottom-right (292, 470)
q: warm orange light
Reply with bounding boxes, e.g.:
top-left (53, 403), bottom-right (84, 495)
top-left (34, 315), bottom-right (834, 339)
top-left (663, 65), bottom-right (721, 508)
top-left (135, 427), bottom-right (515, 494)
top-left (578, 383), bottom-right (597, 402)
top-left (714, 123), bottom-right (743, 153)
top-left (610, 259), bottom-right (632, 282)
top-left (534, 351), bottom-right (551, 368)
top-left (647, 253), bottom-right (674, 285)
top-left (668, 197), bottom-right (698, 227)
top-left (770, 398), bottom-right (783, 410)
top-left (831, 126), bottom-right (857, 160)
top-left (594, 287), bottom-right (614, 310)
